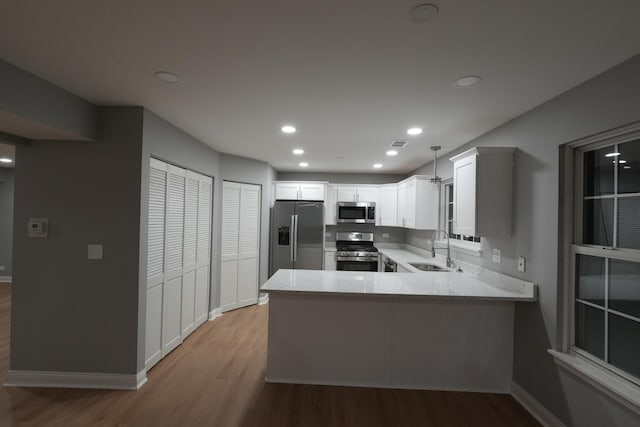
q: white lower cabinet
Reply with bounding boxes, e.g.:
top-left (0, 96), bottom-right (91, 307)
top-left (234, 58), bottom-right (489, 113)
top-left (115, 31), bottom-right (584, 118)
top-left (324, 251), bottom-right (336, 270)
top-left (221, 181), bottom-right (261, 312)
top-left (145, 158), bottom-right (212, 371)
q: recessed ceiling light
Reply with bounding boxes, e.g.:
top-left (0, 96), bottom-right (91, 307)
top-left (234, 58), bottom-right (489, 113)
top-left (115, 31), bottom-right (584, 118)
top-left (619, 160), bottom-right (627, 164)
top-left (408, 3), bottom-right (439, 24)
top-left (281, 125), bottom-right (296, 134)
top-left (455, 76), bottom-right (482, 88)
top-left (386, 150), bottom-right (398, 156)
top-left (292, 148), bottom-right (304, 155)
top-left (154, 71), bottom-right (180, 84)
top-left (624, 166), bottom-right (631, 169)
top-left (407, 127), bottom-right (423, 136)
top-left (0, 158), bottom-right (13, 163)
top-left (299, 162), bottom-right (309, 167)
top-left (605, 152), bottom-right (621, 157)
top-left (373, 163), bottom-right (383, 169)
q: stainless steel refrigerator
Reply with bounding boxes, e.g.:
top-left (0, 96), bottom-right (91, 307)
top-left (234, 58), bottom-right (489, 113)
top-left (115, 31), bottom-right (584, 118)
top-left (270, 201), bottom-right (324, 275)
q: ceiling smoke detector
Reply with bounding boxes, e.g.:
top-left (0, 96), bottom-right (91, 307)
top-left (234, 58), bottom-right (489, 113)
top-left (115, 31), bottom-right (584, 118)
top-left (409, 3), bottom-right (439, 24)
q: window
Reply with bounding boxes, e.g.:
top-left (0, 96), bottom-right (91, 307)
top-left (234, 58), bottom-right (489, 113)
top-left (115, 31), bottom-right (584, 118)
top-left (569, 135), bottom-right (640, 386)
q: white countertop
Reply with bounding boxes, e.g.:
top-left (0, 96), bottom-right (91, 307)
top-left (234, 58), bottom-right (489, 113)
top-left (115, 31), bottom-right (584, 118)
top-left (261, 267), bottom-right (537, 302)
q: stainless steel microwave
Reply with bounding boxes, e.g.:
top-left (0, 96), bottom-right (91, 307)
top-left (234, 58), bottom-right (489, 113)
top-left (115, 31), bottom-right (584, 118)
top-left (336, 202), bottom-right (376, 224)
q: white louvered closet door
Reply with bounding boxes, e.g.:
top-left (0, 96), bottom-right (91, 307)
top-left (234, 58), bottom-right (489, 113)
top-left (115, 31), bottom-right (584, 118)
top-left (145, 158), bottom-right (167, 370)
top-left (194, 175), bottom-right (212, 327)
top-left (220, 181), bottom-right (261, 312)
top-left (237, 185), bottom-right (261, 306)
top-left (162, 165), bottom-right (186, 356)
top-left (221, 181), bottom-right (241, 312)
top-left (180, 171), bottom-right (199, 339)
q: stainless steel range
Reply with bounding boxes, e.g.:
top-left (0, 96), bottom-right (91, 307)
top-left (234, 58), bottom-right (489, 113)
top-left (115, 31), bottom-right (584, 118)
top-left (335, 232), bottom-right (378, 271)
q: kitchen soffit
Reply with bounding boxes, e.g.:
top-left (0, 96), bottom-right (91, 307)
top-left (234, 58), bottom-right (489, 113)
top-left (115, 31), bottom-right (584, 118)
top-left (0, 0), bottom-right (639, 173)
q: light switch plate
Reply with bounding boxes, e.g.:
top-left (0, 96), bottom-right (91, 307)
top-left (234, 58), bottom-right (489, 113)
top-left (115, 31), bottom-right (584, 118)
top-left (88, 244), bottom-right (103, 260)
top-left (518, 256), bottom-right (526, 272)
top-left (382, 233), bottom-right (390, 238)
top-left (0, 266), bottom-right (4, 271)
top-left (492, 248), bottom-right (501, 263)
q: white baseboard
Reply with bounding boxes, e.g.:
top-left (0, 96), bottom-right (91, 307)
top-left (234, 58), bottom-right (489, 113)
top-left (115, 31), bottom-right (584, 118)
top-left (4, 369), bottom-right (147, 390)
top-left (511, 381), bottom-right (565, 427)
top-left (259, 294), bottom-right (269, 305)
top-left (208, 307), bottom-right (223, 321)
top-left (0, 276), bottom-right (12, 283)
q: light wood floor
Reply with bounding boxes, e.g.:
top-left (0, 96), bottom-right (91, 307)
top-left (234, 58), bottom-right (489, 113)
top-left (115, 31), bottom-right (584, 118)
top-left (0, 284), bottom-right (540, 426)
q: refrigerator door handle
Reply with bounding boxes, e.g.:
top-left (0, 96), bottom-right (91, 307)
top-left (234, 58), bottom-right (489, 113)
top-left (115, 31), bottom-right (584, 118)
top-left (290, 214), bottom-right (295, 262)
top-left (293, 214), bottom-right (299, 262)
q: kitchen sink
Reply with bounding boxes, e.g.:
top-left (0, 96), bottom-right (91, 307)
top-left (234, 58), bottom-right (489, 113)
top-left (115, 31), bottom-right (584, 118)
top-left (408, 262), bottom-right (449, 272)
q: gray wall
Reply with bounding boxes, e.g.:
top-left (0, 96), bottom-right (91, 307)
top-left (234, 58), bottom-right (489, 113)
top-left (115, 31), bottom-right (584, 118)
top-left (140, 109), bottom-right (221, 372)
top-left (0, 59), bottom-right (97, 141)
top-left (410, 54), bottom-right (640, 426)
top-left (219, 153), bottom-right (274, 289)
top-left (276, 171), bottom-right (407, 184)
top-left (11, 107), bottom-right (144, 374)
top-left (0, 168), bottom-right (14, 277)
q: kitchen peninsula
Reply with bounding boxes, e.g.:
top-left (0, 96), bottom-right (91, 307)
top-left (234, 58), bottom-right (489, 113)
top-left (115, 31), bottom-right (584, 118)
top-left (261, 257), bottom-right (536, 393)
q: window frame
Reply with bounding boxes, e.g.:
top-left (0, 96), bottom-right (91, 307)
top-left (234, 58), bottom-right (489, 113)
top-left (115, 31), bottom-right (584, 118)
top-left (559, 121), bottom-right (640, 394)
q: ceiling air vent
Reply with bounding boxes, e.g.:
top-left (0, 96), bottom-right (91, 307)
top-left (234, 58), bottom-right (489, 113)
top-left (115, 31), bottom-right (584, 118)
top-left (390, 140), bottom-right (409, 148)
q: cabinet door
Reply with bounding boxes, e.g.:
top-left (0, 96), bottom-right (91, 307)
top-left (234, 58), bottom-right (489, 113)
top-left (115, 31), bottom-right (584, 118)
top-left (397, 182), bottom-right (408, 227)
top-left (337, 185), bottom-right (357, 202)
top-left (300, 183), bottom-right (325, 201)
top-left (356, 185), bottom-right (378, 203)
top-left (379, 184), bottom-right (398, 226)
top-left (324, 184), bottom-right (337, 225)
top-left (324, 251), bottom-right (336, 270)
top-left (404, 179), bottom-right (417, 229)
top-left (181, 171), bottom-right (199, 339)
top-left (275, 183), bottom-right (300, 200)
top-left (453, 155), bottom-right (477, 236)
top-left (195, 176), bottom-right (212, 327)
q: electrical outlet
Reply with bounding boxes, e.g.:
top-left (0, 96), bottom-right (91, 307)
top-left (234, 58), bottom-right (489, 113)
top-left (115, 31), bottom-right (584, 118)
top-left (382, 233), bottom-right (389, 238)
top-left (518, 256), bottom-right (526, 272)
top-left (492, 248), bottom-right (501, 263)
top-left (88, 244), bottom-right (103, 260)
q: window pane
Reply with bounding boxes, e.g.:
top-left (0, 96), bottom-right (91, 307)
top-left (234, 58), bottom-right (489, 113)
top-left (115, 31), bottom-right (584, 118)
top-left (583, 199), bottom-right (614, 246)
top-left (617, 196), bottom-right (640, 250)
top-left (609, 314), bottom-right (640, 379)
top-left (609, 259), bottom-right (640, 319)
top-left (576, 255), bottom-right (605, 306)
top-left (575, 303), bottom-right (605, 359)
top-left (583, 146), bottom-right (615, 196)
top-left (618, 139), bottom-right (640, 194)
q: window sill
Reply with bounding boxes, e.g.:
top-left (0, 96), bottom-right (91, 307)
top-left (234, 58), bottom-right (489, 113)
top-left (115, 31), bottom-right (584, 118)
top-left (435, 240), bottom-right (482, 258)
top-left (548, 349), bottom-right (640, 415)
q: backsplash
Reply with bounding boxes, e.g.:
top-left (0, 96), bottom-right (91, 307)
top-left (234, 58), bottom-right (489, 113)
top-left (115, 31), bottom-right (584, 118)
top-left (325, 224), bottom-right (407, 244)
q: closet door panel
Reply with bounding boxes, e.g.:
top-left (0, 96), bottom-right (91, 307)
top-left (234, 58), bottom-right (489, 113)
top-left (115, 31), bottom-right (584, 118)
top-left (181, 270), bottom-right (196, 339)
top-left (162, 276), bottom-right (183, 356)
top-left (147, 161), bottom-right (167, 288)
top-left (195, 266), bottom-right (210, 326)
top-left (237, 258), bottom-right (259, 306)
top-left (165, 166), bottom-right (186, 281)
top-left (145, 283), bottom-right (163, 370)
top-left (221, 260), bottom-right (239, 310)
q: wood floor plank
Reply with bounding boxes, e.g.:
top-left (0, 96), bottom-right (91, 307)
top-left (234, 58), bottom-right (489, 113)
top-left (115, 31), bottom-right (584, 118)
top-left (0, 284), bottom-right (540, 426)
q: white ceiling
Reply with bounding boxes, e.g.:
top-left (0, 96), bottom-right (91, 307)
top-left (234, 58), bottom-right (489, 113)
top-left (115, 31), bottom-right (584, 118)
top-left (0, 0), bottom-right (639, 173)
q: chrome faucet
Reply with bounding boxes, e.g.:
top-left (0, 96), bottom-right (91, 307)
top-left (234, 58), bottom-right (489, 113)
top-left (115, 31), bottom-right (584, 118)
top-left (432, 229), bottom-right (454, 268)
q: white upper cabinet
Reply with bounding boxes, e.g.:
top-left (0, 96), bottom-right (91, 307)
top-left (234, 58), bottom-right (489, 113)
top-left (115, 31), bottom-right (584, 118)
top-left (396, 176), bottom-right (439, 230)
top-left (274, 182), bottom-right (325, 201)
top-left (450, 147), bottom-right (514, 238)
top-left (378, 184), bottom-right (398, 227)
top-left (336, 185), bottom-right (379, 203)
top-left (324, 184), bottom-right (338, 225)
